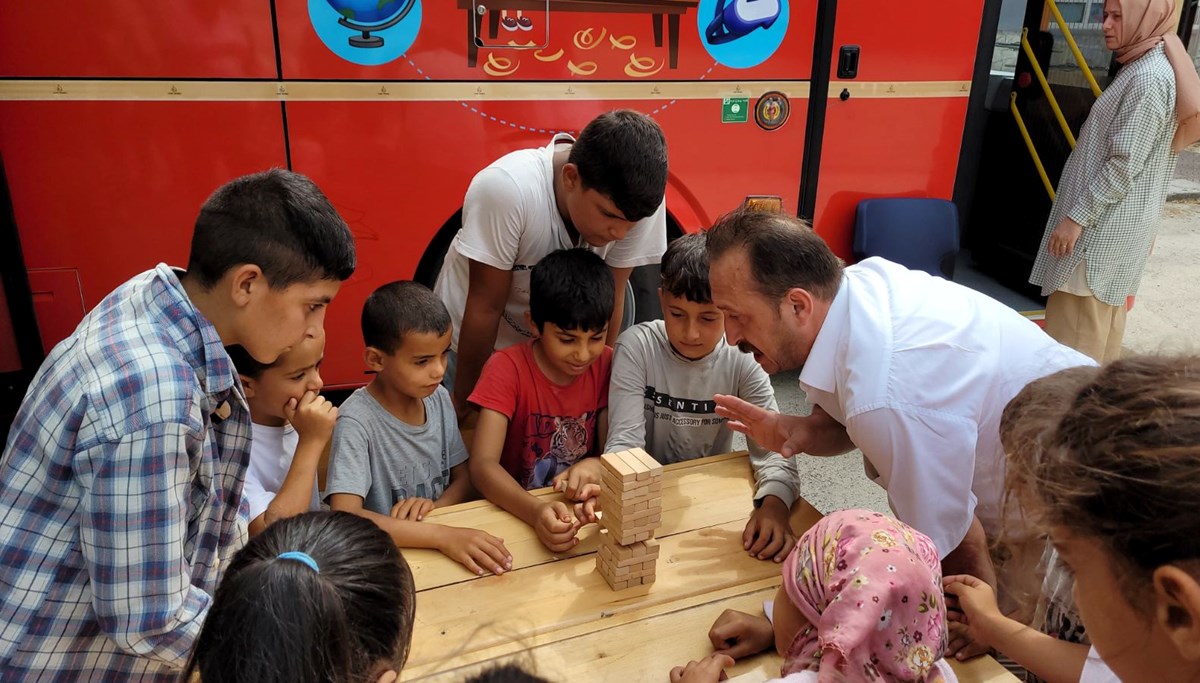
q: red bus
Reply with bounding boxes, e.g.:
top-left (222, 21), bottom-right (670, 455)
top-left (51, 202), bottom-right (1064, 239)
top-left (0, 0), bottom-right (988, 426)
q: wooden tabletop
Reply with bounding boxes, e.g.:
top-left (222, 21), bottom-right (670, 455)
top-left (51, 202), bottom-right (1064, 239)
top-left (401, 452), bottom-right (1017, 682)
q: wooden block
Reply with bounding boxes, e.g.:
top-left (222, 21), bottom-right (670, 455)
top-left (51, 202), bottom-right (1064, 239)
top-left (600, 452), bottom-right (637, 483)
top-left (615, 450), bottom-right (652, 481)
top-left (601, 480), bottom-right (663, 503)
top-left (625, 447), bottom-right (665, 477)
top-left (610, 579), bottom-right (629, 590)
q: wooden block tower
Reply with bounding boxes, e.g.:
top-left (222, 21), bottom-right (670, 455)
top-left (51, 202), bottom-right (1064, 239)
top-left (596, 449), bottom-right (663, 590)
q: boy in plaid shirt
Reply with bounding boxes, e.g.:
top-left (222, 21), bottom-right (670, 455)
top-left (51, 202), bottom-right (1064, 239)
top-left (0, 169), bottom-right (355, 681)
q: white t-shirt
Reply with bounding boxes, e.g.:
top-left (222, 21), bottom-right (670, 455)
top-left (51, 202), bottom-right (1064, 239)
top-left (798, 258), bottom-right (1094, 557)
top-left (1081, 646), bottom-right (1120, 682)
top-left (244, 422), bottom-right (320, 522)
top-left (434, 133), bottom-right (668, 351)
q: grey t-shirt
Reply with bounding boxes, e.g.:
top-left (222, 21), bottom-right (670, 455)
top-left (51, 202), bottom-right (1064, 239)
top-left (325, 385), bottom-right (468, 515)
top-left (605, 320), bottom-right (801, 507)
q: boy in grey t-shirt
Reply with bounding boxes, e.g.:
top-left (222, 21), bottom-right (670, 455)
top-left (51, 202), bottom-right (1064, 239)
top-left (605, 233), bottom-right (801, 563)
top-left (326, 282), bottom-right (512, 577)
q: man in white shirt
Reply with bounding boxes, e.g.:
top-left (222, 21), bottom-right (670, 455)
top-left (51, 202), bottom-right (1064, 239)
top-left (705, 209), bottom-right (1093, 588)
top-left (435, 110), bottom-right (669, 416)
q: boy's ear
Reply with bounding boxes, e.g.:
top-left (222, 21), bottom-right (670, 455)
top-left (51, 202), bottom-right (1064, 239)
top-left (561, 162), bottom-right (580, 191)
top-left (363, 346), bottom-right (386, 372)
top-left (239, 374), bottom-right (257, 399)
top-left (228, 264), bottom-right (265, 309)
top-left (1153, 565), bottom-right (1200, 662)
top-left (524, 310), bottom-right (540, 338)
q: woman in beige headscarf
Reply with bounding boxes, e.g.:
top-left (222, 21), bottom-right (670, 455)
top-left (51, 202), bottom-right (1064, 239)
top-left (1029, 0), bottom-right (1200, 363)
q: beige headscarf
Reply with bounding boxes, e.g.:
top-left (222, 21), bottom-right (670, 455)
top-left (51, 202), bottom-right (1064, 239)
top-left (1112, 0), bottom-right (1200, 152)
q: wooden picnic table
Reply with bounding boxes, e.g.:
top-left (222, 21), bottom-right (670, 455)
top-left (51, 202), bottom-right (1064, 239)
top-left (401, 452), bottom-right (1018, 682)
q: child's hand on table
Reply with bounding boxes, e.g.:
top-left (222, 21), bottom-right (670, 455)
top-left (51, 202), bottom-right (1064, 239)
top-left (669, 653), bottom-right (733, 683)
top-left (553, 457), bottom-right (604, 500)
top-left (437, 526), bottom-right (512, 577)
top-left (535, 500), bottom-right (582, 552)
top-left (390, 497), bottom-right (435, 521)
top-left (708, 609), bottom-right (775, 660)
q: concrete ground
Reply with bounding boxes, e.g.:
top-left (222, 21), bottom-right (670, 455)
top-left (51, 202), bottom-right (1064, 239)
top-left (753, 191), bottom-right (1200, 515)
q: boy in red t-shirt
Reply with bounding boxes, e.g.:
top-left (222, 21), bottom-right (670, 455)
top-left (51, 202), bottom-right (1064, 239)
top-left (469, 248), bottom-right (614, 552)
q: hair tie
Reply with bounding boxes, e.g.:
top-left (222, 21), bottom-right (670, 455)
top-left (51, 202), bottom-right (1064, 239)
top-left (276, 551), bottom-right (320, 573)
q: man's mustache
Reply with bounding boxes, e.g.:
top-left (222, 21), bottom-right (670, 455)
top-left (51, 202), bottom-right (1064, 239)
top-left (737, 342), bottom-right (761, 356)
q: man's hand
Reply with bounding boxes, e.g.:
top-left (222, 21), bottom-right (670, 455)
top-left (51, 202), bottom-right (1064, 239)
top-left (743, 496), bottom-right (796, 563)
top-left (714, 395), bottom-right (814, 457)
top-left (390, 497), bottom-right (436, 522)
top-left (553, 457), bottom-right (604, 501)
top-left (285, 391), bottom-right (337, 444)
top-left (436, 526), bottom-right (513, 576)
top-left (668, 654), bottom-right (734, 683)
top-left (708, 609), bottom-right (775, 660)
top-left (535, 501), bottom-right (581, 553)
top-left (1048, 217), bottom-right (1083, 258)
top-left (943, 574), bottom-right (1002, 660)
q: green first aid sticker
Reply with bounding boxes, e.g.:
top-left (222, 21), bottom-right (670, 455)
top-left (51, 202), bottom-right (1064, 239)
top-left (722, 97), bottom-right (750, 123)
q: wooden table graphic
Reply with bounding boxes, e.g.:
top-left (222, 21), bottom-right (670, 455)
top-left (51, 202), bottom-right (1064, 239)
top-left (401, 452), bottom-right (1018, 682)
top-left (459, 0), bottom-right (699, 69)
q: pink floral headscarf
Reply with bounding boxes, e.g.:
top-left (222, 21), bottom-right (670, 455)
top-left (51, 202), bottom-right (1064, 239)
top-left (781, 509), bottom-right (948, 682)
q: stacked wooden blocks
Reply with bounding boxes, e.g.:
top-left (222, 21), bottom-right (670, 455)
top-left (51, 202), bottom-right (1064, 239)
top-left (596, 449), bottom-right (663, 590)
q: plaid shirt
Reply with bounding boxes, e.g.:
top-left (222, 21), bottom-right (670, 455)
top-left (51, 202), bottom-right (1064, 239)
top-left (1030, 44), bottom-right (1180, 306)
top-left (0, 264), bottom-right (251, 681)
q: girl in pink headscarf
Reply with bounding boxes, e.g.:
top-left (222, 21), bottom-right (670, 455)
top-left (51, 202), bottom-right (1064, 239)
top-left (668, 509), bottom-right (958, 683)
top-left (1030, 0), bottom-right (1200, 364)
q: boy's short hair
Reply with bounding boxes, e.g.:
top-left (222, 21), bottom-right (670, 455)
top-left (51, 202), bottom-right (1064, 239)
top-left (567, 110), bottom-right (667, 223)
top-left (362, 281), bottom-right (451, 354)
top-left (660, 232), bottom-right (711, 304)
top-left (529, 249), bottom-right (614, 333)
top-left (226, 344), bottom-right (274, 379)
top-left (187, 169), bottom-right (356, 290)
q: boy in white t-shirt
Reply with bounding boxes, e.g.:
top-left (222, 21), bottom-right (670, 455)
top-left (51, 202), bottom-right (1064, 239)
top-left (228, 332), bottom-right (333, 537)
top-left (435, 109), bottom-right (669, 417)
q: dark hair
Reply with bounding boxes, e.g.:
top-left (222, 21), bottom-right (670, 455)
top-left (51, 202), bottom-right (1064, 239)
top-left (226, 344), bottom-right (275, 379)
top-left (567, 109), bottom-right (668, 222)
top-left (362, 281), bottom-right (451, 354)
top-left (464, 664), bottom-right (552, 683)
top-left (529, 248), bottom-right (613, 333)
top-left (705, 208), bottom-right (843, 302)
top-left (1022, 355), bottom-right (1200, 612)
top-left (660, 232), bottom-right (712, 303)
top-left (182, 511), bottom-right (416, 683)
top-left (187, 169), bottom-right (356, 290)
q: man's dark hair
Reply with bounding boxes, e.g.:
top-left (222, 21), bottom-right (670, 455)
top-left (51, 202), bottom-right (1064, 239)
top-left (567, 109), bottom-right (668, 222)
top-left (187, 168), bottom-right (356, 289)
top-left (225, 344), bottom-right (275, 379)
top-left (362, 281), bottom-right (451, 354)
top-left (660, 232), bottom-right (712, 304)
top-left (705, 208), bottom-right (843, 302)
top-left (529, 248), bottom-right (614, 333)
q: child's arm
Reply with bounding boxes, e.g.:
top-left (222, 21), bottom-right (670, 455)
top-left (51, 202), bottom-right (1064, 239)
top-left (603, 333), bottom-right (649, 454)
top-left (707, 608), bottom-right (775, 660)
top-left (250, 391), bottom-right (335, 536)
top-left (735, 362), bottom-right (802, 563)
top-left (470, 408), bottom-right (581, 552)
top-left (436, 462), bottom-right (474, 508)
top-left (453, 261), bottom-right (512, 417)
top-left (329, 493), bottom-right (511, 576)
top-left (607, 267), bottom-right (633, 345)
top-left (944, 575), bottom-right (1089, 683)
top-left (80, 424), bottom-right (211, 668)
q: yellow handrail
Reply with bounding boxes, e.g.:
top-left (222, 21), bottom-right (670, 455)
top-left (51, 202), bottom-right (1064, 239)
top-left (1044, 0), bottom-right (1104, 98)
top-left (1010, 92), bottom-right (1057, 200)
top-left (1021, 28), bottom-right (1077, 148)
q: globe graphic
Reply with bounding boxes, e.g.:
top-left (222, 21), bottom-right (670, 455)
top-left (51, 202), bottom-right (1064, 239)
top-left (325, 0), bottom-right (408, 23)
